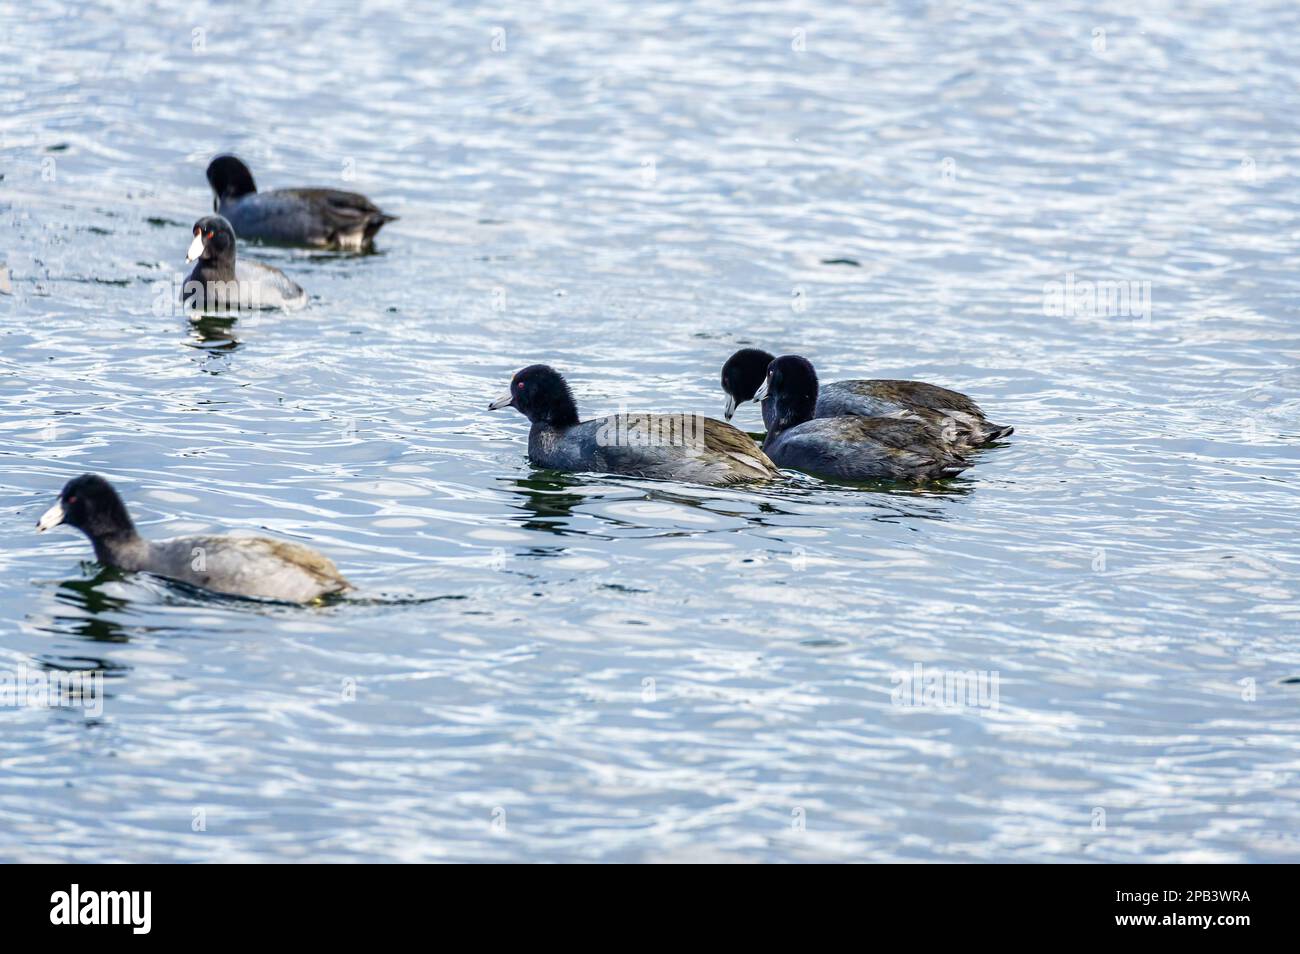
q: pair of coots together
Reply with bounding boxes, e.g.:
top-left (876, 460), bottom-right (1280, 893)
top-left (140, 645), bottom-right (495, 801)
top-left (182, 155), bottom-right (396, 311)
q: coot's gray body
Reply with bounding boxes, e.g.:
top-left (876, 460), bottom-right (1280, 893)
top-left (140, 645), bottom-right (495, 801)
top-left (527, 414), bottom-right (778, 485)
top-left (763, 416), bottom-right (969, 482)
top-left (104, 534), bottom-right (351, 604)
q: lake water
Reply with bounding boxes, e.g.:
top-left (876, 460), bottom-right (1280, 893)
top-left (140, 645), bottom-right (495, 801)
top-left (2, 0), bottom-right (1298, 862)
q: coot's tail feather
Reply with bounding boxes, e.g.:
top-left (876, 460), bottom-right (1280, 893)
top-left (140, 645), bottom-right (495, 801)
top-left (362, 212), bottom-right (398, 243)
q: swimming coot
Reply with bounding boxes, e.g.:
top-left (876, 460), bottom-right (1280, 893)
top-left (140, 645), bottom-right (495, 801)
top-left (489, 364), bottom-right (780, 485)
top-left (207, 154), bottom-right (396, 251)
top-left (183, 215), bottom-right (307, 312)
top-left (36, 474), bottom-right (351, 603)
top-left (754, 356), bottom-right (971, 481)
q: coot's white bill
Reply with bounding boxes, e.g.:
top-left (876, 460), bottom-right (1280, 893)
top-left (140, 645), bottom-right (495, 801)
top-left (36, 501), bottom-right (64, 532)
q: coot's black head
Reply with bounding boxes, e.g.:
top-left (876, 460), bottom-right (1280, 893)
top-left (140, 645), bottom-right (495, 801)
top-left (206, 154), bottom-right (257, 203)
top-left (36, 473), bottom-right (137, 541)
top-left (754, 354), bottom-right (819, 431)
top-left (720, 348), bottom-right (775, 420)
top-left (186, 215), bottom-right (237, 264)
top-left (488, 364), bottom-right (580, 428)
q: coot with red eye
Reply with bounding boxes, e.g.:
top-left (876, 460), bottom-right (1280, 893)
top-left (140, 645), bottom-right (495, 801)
top-left (488, 364), bottom-right (780, 485)
top-left (206, 154), bottom-right (397, 251)
top-left (36, 474), bottom-right (351, 604)
top-left (182, 215), bottom-right (307, 312)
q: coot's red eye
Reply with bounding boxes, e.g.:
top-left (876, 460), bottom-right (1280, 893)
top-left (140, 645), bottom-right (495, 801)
top-left (516, 381), bottom-right (525, 389)
top-left (206, 231), bottom-right (213, 239)
top-left (66, 495), bottom-right (77, 505)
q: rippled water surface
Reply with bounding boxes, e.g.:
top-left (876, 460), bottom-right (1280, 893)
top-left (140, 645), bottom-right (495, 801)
top-left (2, 0), bottom-right (1299, 862)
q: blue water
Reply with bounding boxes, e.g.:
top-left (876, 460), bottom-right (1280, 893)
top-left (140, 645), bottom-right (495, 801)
top-left (1, 0), bottom-right (1298, 862)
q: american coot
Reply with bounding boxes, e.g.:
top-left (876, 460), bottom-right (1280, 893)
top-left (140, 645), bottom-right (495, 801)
top-left (36, 474), bottom-right (351, 604)
top-left (488, 364), bottom-right (781, 485)
top-left (183, 215), bottom-right (307, 311)
top-left (207, 155), bottom-right (397, 251)
top-left (754, 356), bottom-right (970, 482)
top-left (721, 348), bottom-right (1013, 449)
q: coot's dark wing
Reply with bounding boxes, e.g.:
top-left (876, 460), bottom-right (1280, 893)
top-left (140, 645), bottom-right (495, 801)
top-left (699, 417), bottom-right (782, 481)
top-left (855, 379), bottom-right (983, 415)
top-left (278, 188), bottom-right (398, 249)
top-left (837, 415), bottom-right (963, 455)
top-left (830, 379), bottom-right (1014, 446)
